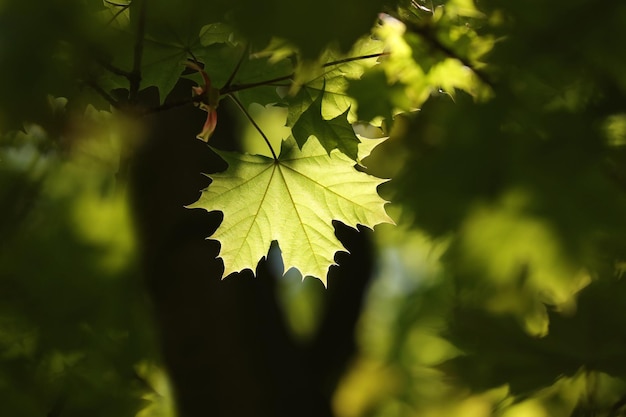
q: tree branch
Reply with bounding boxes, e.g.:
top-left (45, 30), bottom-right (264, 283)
top-left (405, 21), bottom-right (495, 88)
top-left (46, 392), bottom-right (67, 417)
top-left (144, 52), bottom-right (393, 114)
top-left (129, 0), bottom-right (147, 102)
top-left (96, 57), bottom-right (132, 79)
top-left (221, 74), bottom-right (293, 95)
top-left (608, 394), bottom-right (626, 417)
top-left (322, 52), bottom-right (390, 68)
top-left (143, 96), bottom-right (202, 114)
top-left (84, 80), bottom-right (120, 108)
top-left (221, 52), bottom-right (390, 95)
top-left (223, 44), bottom-right (249, 90)
top-left (105, 2), bottom-right (131, 26)
top-left (104, 0), bottom-right (131, 6)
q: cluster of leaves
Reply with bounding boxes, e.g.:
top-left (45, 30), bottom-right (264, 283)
top-left (92, 0), bottom-right (405, 285)
top-left (1, 1), bottom-right (478, 415)
top-left (1, 0), bottom-right (498, 284)
top-left (3, 0), bottom-right (626, 416)
top-left (0, 109), bottom-right (163, 416)
top-left (341, 0), bottom-right (626, 415)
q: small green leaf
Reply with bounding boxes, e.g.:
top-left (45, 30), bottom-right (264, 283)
top-left (199, 22), bottom-right (236, 46)
top-left (197, 46), bottom-right (292, 108)
top-left (226, 0), bottom-right (385, 58)
top-left (292, 92), bottom-right (360, 160)
top-left (234, 55), bottom-right (293, 109)
top-left (287, 36), bottom-right (385, 125)
top-left (347, 68), bottom-right (409, 123)
top-left (140, 38), bottom-right (189, 103)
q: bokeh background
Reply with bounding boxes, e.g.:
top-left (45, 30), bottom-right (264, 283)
top-left (2, 0), bottom-right (626, 416)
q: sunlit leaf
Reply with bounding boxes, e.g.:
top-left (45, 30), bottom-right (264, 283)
top-left (287, 36), bottom-right (385, 126)
top-left (189, 137), bottom-right (393, 285)
top-left (292, 92), bottom-right (360, 159)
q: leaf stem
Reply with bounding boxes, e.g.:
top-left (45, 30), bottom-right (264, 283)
top-left (608, 394), bottom-right (626, 417)
top-left (105, 2), bottom-right (131, 26)
top-left (223, 44), bottom-right (249, 90)
top-left (322, 52), bottom-right (390, 68)
top-left (221, 74), bottom-right (293, 95)
top-left (222, 52), bottom-right (390, 94)
top-left (228, 93), bottom-right (278, 160)
top-left (129, 0), bottom-right (147, 102)
top-left (144, 51), bottom-right (392, 112)
top-left (84, 80), bottom-right (120, 108)
top-left (404, 21), bottom-right (494, 88)
top-left (96, 57), bottom-right (132, 78)
top-left (104, 0), bottom-right (131, 6)
top-left (144, 95), bottom-right (202, 114)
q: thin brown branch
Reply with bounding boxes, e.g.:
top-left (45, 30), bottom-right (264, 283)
top-left (405, 21), bottom-right (494, 88)
top-left (608, 394), bottom-right (626, 417)
top-left (46, 392), bottom-right (67, 417)
top-left (223, 44), bottom-right (249, 90)
top-left (322, 52), bottom-right (390, 68)
top-left (129, 0), bottom-right (147, 102)
top-left (143, 51), bottom-right (394, 115)
top-left (104, 0), bottom-right (131, 6)
top-left (143, 95), bottom-right (203, 114)
top-left (221, 74), bottom-right (293, 95)
top-left (96, 57), bottom-right (132, 78)
top-left (84, 80), bottom-right (120, 108)
top-left (221, 52), bottom-right (390, 95)
top-left (106, 2), bottom-right (131, 26)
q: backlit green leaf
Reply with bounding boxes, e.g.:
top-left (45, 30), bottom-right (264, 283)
top-left (188, 137), bottom-right (392, 285)
top-left (292, 92), bottom-right (360, 160)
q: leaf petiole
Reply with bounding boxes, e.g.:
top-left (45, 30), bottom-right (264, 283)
top-left (322, 52), bottom-right (390, 68)
top-left (221, 74), bottom-right (293, 95)
top-left (105, 3), bottom-right (131, 27)
top-left (129, 0), bottom-right (147, 102)
top-left (228, 94), bottom-right (278, 160)
top-left (221, 52), bottom-right (390, 95)
top-left (84, 79), bottom-right (120, 108)
top-left (144, 52), bottom-right (391, 113)
top-left (223, 44), bottom-right (249, 90)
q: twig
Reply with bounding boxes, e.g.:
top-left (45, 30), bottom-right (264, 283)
top-left (405, 21), bottom-right (494, 88)
top-left (106, 2), bottom-right (131, 26)
top-left (146, 51), bottom-right (394, 113)
top-left (104, 0), bottom-right (131, 6)
top-left (322, 52), bottom-right (390, 68)
top-left (143, 95), bottom-right (202, 114)
top-left (84, 80), bottom-right (120, 108)
top-left (221, 74), bottom-right (293, 95)
top-left (129, 0), bottom-right (147, 102)
top-left (46, 392), bottom-right (67, 417)
top-left (223, 44), bottom-right (249, 90)
top-left (228, 94), bottom-right (278, 160)
top-left (96, 57), bottom-right (132, 78)
top-left (608, 394), bottom-right (626, 417)
top-left (188, 51), bottom-right (200, 65)
top-left (222, 52), bottom-right (390, 95)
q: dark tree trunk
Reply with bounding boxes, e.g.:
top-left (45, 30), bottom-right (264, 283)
top-left (128, 81), bottom-right (375, 417)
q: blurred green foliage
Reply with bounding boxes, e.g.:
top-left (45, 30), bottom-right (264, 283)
top-left (0, 106), bottom-right (164, 416)
top-left (2, 0), bottom-right (626, 416)
top-left (336, 0), bottom-right (626, 415)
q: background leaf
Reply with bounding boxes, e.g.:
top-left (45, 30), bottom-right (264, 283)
top-left (292, 92), bottom-right (360, 159)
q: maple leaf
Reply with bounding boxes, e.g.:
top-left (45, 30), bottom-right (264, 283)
top-left (292, 91), bottom-right (360, 160)
top-left (188, 136), bottom-right (393, 285)
top-left (286, 36), bottom-right (384, 126)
